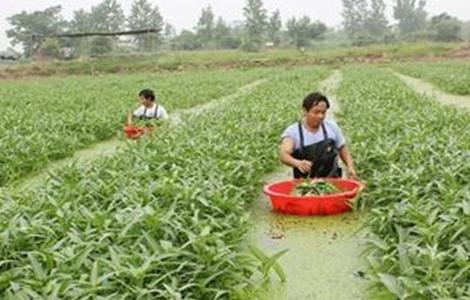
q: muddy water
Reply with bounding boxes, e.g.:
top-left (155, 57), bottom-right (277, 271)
top-left (249, 169), bottom-right (367, 300)
top-left (394, 72), bottom-right (470, 110)
top-left (247, 71), bottom-right (368, 300)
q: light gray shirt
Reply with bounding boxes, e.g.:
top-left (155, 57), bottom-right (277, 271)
top-left (134, 104), bottom-right (168, 119)
top-left (281, 119), bottom-right (346, 150)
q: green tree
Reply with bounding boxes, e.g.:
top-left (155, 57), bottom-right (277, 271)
top-left (90, 0), bottom-right (125, 33)
top-left (87, 0), bottom-right (125, 54)
top-left (173, 30), bottom-right (201, 50)
top-left (461, 21), bottom-right (470, 41)
top-left (214, 17), bottom-right (241, 49)
top-left (6, 5), bottom-right (66, 57)
top-left (310, 22), bottom-right (328, 40)
top-left (90, 36), bottom-right (113, 57)
top-left (268, 10), bottom-right (282, 46)
top-left (393, 0), bottom-right (427, 38)
top-left (286, 16), bottom-right (327, 48)
top-left (214, 17), bottom-right (230, 47)
top-left (128, 0), bottom-right (164, 51)
top-left (242, 0), bottom-right (267, 51)
top-left (196, 6), bottom-right (215, 48)
top-left (69, 9), bottom-right (93, 57)
top-left (163, 23), bottom-right (176, 50)
top-left (365, 0), bottom-right (389, 38)
top-left (38, 38), bottom-right (61, 59)
top-left (341, 0), bottom-right (368, 39)
top-left (429, 13), bottom-right (462, 42)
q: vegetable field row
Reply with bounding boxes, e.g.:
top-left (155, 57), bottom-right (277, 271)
top-left (392, 60), bottom-right (470, 95)
top-left (0, 67), bottom-right (330, 299)
top-left (0, 68), bottom-right (271, 186)
top-left (338, 65), bottom-right (470, 299)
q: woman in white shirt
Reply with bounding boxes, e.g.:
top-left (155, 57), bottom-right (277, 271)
top-left (280, 92), bottom-right (358, 180)
top-left (128, 89), bottom-right (168, 124)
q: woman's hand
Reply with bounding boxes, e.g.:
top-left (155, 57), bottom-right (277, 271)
top-left (127, 111), bottom-right (133, 125)
top-left (296, 160), bottom-right (312, 174)
top-left (347, 167), bottom-right (359, 181)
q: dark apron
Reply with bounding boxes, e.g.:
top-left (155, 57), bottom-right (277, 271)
top-left (139, 105), bottom-right (159, 120)
top-left (292, 121), bottom-right (342, 179)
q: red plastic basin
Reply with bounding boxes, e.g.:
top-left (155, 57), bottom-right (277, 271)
top-left (124, 125), bottom-right (155, 139)
top-left (263, 178), bottom-right (364, 215)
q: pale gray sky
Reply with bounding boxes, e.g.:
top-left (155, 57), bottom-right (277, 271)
top-left (1, 0), bottom-right (469, 51)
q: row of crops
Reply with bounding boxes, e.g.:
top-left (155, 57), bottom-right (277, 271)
top-left (0, 67), bottom-right (330, 299)
top-left (392, 60), bottom-right (470, 95)
top-left (338, 65), bottom-right (470, 299)
top-left (0, 68), bottom-right (272, 186)
top-left (2, 59), bottom-right (469, 299)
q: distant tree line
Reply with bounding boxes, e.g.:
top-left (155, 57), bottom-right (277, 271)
top-left (5, 0), bottom-right (470, 59)
top-left (341, 0), bottom-right (467, 45)
top-left (4, 0), bottom-right (332, 58)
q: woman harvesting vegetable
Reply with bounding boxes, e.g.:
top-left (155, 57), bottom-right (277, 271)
top-left (280, 92), bottom-right (358, 180)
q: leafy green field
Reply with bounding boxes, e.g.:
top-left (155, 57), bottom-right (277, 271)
top-left (1, 56), bottom-right (470, 299)
top-left (393, 60), bottom-right (470, 95)
top-left (0, 68), bottom-right (271, 186)
top-left (0, 67), bottom-right (330, 299)
top-left (338, 65), bottom-right (470, 299)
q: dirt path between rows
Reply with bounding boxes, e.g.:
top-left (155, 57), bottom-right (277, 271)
top-left (9, 139), bottom-right (124, 193)
top-left (9, 79), bottom-right (266, 193)
top-left (169, 79), bottom-right (266, 125)
top-left (248, 71), bottom-right (368, 300)
top-left (394, 72), bottom-right (470, 111)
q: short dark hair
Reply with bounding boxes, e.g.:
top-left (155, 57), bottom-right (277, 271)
top-left (139, 89), bottom-right (155, 101)
top-left (302, 92), bottom-right (330, 111)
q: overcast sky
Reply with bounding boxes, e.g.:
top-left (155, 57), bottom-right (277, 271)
top-left (1, 0), bottom-right (469, 51)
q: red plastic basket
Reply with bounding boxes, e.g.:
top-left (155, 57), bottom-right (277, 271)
top-left (124, 125), bottom-right (156, 139)
top-left (263, 178), bottom-right (364, 215)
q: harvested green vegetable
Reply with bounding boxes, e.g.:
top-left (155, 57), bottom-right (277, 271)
top-left (295, 179), bottom-right (340, 196)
